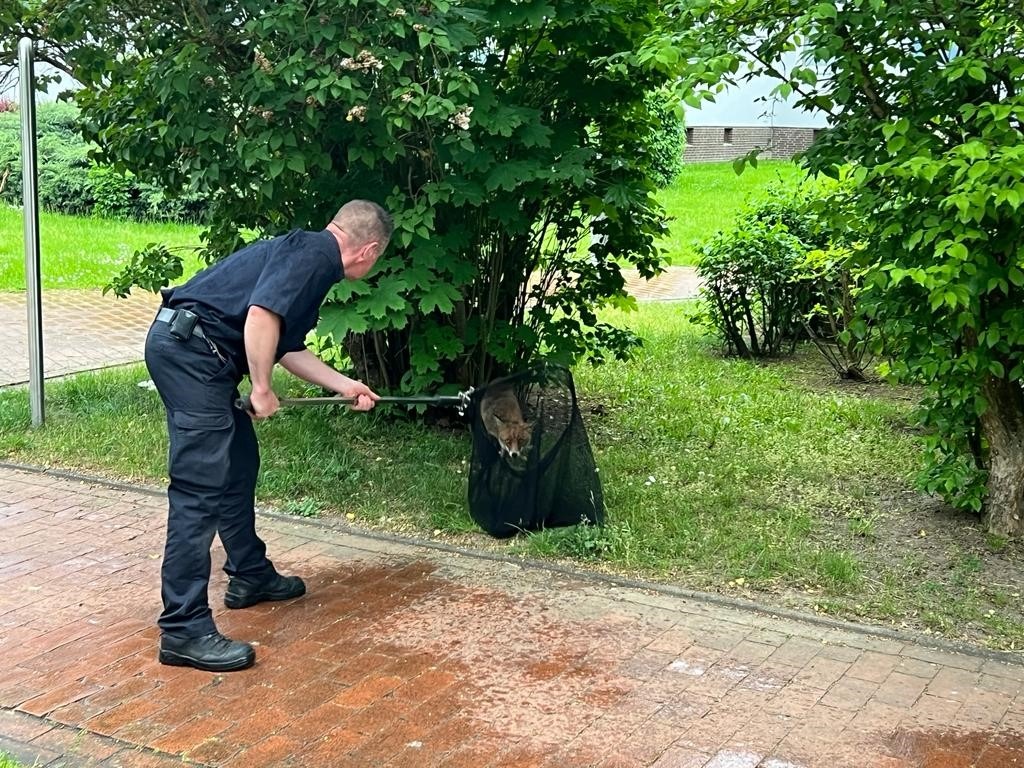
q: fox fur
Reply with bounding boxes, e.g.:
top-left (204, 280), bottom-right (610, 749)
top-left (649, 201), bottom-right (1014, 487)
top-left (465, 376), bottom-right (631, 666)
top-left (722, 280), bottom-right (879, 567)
top-left (480, 384), bottom-right (533, 459)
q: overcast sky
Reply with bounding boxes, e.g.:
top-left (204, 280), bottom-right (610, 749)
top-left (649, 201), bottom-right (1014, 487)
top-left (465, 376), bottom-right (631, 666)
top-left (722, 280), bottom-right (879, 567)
top-left (685, 71), bottom-right (827, 129)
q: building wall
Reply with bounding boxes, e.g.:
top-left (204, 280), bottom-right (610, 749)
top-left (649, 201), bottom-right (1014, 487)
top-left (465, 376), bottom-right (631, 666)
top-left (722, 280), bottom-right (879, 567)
top-left (682, 126), bottom-right (817, 163)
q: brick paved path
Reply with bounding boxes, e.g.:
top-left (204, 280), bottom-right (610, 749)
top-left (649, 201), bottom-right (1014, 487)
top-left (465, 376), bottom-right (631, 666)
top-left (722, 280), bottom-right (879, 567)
top-left (621, 267), bottom-right (700, 302)
top-left (2, 466), bottom-right (1023, 767)
top-left (0, 270), bottom-right (698, 388)
top-left (0, 291), bottom-right (160, 387)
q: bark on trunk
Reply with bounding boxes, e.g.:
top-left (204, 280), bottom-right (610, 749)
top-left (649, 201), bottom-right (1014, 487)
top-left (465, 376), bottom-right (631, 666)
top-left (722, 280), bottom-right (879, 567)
top-left (981, 374), bottom-right (1024, 536)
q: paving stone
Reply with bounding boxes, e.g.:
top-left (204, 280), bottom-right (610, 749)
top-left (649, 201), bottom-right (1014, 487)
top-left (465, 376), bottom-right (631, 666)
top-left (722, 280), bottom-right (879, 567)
top-left (0, 290), bottom-right (161, 386)
top-left (0, 465), bottom-right (1023, 768)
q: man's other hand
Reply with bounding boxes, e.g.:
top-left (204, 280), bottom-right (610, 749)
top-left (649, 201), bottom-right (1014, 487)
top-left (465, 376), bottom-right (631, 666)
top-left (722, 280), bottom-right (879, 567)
top-left (339, 380), bottom-right (379, 412)
top-left (249, 388), bottom-right (280, 420)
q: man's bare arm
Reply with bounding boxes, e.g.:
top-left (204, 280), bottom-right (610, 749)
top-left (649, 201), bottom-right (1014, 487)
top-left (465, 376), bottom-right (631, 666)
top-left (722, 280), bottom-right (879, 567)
top-left (244, 305), bottom-right (282, 419)
top-left (279, 349), bottom-right (379, 411)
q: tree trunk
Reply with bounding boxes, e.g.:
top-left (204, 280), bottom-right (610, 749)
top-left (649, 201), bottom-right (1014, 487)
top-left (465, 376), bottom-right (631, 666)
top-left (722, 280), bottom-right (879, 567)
top-left (981, 374), bottom-right (1024, 536)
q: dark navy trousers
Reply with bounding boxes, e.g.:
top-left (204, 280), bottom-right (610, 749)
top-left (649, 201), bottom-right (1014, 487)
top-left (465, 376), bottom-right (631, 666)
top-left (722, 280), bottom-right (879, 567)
top-left (144, 319), bottom-right (275, 638)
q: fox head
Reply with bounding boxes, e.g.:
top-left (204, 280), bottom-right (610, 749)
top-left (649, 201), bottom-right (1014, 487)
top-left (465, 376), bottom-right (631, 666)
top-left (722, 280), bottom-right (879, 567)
top-left (495, 420), bottom-right (533, 460)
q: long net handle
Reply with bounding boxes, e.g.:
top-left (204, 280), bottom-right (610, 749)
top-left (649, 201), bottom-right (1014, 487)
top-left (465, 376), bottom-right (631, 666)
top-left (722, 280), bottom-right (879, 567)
top-left (234, 394), bottom-right (469, 411)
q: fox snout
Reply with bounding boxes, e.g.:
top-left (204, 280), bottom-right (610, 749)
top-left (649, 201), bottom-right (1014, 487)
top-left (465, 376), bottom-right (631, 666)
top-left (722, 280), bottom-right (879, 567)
top-left (496, 423), bottom-right (531, 460)
top-left (502, 443), bottom-right (522, 459)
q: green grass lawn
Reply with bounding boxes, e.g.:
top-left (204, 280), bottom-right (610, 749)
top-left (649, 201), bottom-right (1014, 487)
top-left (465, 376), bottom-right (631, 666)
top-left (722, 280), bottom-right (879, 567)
top-left (0, 162), bottom-right (789, 292)
top-left (2, 301), bottom-right (1021, 649)
top-left (0, 206), bottom-right (204, 291)
top-left (656, 160), bottom-right (804, 266)
top-left (0, 754), bottom-right (24, 768)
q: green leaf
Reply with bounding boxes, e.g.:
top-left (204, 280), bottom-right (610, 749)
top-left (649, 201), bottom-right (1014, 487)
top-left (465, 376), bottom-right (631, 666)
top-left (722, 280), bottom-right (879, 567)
top-left (886, 135), bottom-right (906, 153)
top-left (485, 163), bottom-right (524, 192)
top-left (947, 242), bottom-right (968, 260)
top-left (318, 304), bottom-right (369, 336)
top-left (814, 3), bottom-right (838, 19)
top-left (418, 283), bottom-right (461, 314)
top-left (519, 121), bottom-right (552, 148)
top-left (363, 284), bottom-right (409, 320)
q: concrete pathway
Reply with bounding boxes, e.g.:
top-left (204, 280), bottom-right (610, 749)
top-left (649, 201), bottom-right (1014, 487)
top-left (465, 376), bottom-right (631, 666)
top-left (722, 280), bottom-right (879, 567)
top-left (0, 269), bottom-right (699, 388)
top-left (1, 465), bottom-right (1022, 767)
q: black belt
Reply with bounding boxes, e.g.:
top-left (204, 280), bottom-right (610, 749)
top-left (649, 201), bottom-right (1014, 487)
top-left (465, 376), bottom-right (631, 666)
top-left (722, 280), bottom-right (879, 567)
top-left (156, 307), bottom-right (226, 362)
top-left (156, 306), bottom-right (210, 340)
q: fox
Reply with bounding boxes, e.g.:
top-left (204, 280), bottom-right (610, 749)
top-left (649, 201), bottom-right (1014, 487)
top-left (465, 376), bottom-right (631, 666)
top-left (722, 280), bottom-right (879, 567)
top-left (480, 384), bottom-right (533, 460)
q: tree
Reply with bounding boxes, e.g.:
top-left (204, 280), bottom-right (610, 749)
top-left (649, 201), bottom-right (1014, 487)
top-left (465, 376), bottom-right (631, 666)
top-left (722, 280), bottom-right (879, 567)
top-left (4, 0), bottom-right (677, 391)
top-left (643, 1), bottom-right (1024, 534)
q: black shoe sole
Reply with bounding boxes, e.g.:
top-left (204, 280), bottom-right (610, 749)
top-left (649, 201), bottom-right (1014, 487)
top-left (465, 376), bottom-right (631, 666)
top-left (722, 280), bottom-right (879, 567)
top-left (158, 648), bottom-right (255, 672)
top-left (224, 584), bottom-right (306, 610)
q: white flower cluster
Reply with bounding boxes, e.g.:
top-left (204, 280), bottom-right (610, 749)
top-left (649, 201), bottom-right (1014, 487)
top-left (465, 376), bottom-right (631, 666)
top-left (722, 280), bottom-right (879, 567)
top-left (253, 50), bottom-right (273, 73)
top-left (391, 7), bottom-right (407, 17)
top-left (339, 50), bottom-right (385, 72)
top-left (449, 105), bottom-right (473, 131)
top-left (346, 105), bottom-right (368, 122)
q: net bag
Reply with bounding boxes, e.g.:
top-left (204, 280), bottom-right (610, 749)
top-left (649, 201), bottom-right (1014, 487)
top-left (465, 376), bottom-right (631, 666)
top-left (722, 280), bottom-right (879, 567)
top-left (467, 363), bottom-right (604, 538)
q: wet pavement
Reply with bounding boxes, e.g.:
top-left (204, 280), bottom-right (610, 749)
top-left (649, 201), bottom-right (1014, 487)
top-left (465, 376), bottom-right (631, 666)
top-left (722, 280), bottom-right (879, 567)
top-left (2, 464), bottom-right (1023, 767)
top-left (0, 269), bottom-right (699, 388)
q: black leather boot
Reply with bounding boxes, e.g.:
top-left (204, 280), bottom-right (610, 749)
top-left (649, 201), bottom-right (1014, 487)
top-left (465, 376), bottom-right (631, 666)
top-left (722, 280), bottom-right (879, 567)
top-left (159, 631), bottom-right (255, 671)
top-left (224, 572), bottom-right (306, 609)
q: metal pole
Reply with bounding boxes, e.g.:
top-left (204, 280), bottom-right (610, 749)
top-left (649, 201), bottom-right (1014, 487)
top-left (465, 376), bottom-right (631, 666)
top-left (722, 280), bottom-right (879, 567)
top-left (19, 37), bottom-right (44, 427)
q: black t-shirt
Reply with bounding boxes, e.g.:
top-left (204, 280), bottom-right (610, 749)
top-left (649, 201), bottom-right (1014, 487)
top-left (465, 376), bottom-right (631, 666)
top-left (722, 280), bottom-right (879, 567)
top-left (164, 229), bottom-right (344, 373)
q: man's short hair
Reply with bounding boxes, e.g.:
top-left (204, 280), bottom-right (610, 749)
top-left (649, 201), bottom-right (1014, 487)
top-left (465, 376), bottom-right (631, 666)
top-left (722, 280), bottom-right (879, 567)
top-left (332, 200), bottom-right (393, 252)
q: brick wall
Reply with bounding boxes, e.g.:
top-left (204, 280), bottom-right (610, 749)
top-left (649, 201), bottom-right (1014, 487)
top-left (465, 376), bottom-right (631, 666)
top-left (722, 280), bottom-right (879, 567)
top-left (682, 126), bottom-right (816, 163)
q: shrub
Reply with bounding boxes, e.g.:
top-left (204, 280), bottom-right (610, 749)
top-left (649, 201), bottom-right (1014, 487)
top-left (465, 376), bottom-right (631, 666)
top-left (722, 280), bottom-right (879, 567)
top-left (797, 244), bottom-right (875, 380)
top-left (37, 139), bottom-right (93, 215)
top-left (77, 0), bottom-right (677, 392)
top-left (698, 174), bottom-right (873, 373)
top-left (743, 182), bottom-right (828, 250)
top-left (696, 219), bottom-right (809, 357)
top-left (0, 102), bottom-right (207, 222)
top-left (33, 101), bottom-right (81, 137)
top-left (88, 165), bottom-right (144, 219)
top-left (140, 185), bottom-right (208, 223)
top-left (642, 89), bottom-right (686, 188)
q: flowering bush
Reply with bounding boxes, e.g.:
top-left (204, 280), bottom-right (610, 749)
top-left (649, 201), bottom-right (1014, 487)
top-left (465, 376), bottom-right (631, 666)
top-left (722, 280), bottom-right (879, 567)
top-left (53, 0), bottom-right (676, 389)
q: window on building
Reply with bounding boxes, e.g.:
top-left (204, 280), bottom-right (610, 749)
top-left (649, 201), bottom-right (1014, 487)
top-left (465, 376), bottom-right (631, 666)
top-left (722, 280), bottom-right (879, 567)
top-left (723, 128), bottom-right (734, 145)
top-left (685, 128), bottom-right (694, 144)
